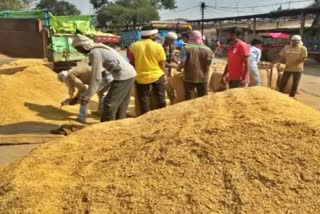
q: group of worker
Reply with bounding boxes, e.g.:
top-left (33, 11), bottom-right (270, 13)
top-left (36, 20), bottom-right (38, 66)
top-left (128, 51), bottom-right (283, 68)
top-left (221, 27), bottom-right (308, 97)
top-left (57, 26), bottom-right (308, 124)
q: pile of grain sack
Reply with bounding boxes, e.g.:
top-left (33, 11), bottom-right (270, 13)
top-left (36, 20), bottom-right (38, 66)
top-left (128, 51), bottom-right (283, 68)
top-left (1, 87), bottom-right (320, 213)
top-left (161, 60), bottom-right (292, 107)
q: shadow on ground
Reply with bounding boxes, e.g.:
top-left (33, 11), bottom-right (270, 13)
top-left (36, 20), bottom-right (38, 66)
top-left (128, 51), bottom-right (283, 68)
top-left (24, 102), bottom-right (76, 121)
top-left (0, 121), bottom-right (60, 135)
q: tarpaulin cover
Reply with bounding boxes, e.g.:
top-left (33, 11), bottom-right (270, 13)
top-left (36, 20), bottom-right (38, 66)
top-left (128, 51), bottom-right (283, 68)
top-left (259, 32), bottom-right (290, 39)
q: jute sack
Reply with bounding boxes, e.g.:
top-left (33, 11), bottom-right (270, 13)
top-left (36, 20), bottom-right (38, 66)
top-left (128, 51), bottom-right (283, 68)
top-left (276, 63), bottom-right (286, 73)
top-left (167, 69), bottom-right (185, 104)
top-left (209, 69), bottom-right (227, 92)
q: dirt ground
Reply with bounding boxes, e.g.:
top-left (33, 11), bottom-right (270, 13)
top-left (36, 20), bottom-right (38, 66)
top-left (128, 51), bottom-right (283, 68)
top-left (0, 58), bottom-right (319, 167)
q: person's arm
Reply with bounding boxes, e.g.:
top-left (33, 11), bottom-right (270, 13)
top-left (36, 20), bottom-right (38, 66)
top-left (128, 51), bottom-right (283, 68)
top-left (206, 52), bottom-right (214, 73)
top-left (241, 56), bottom-right (250, 82)
top-left (222, 64), bottom-right (228, 78)
top-left (296, 47), bottom-right (308, 64)
top-left (176, 61), bottom-right (186, 72)
top-left (240, 44), bottom-right (250, 82)
top-left (83, 52), bottom-right (103, 100)
top-left (158, 44), bottom-right (167, 74)
top-left (64, 76), bottom-right (76, 98)
top-left (257, 49), bottom-right (262, 63)
top-left (74, 78), bottom-right (87, 98)
top-left (177, 47), bottom-right (187, 72)
top-left (127, 47), bottom-right (135, 67)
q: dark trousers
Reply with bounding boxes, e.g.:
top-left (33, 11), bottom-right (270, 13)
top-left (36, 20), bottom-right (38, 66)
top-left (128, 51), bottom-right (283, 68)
top-left (279, 71), bottom-right (302, 97)
top-left (135, 76), bottom-right (166, 114)
top-left (184, 81), bottom-right (208, 100)
top-left (229, 80), bottom-right (241, 89)
top-left (101, 78), bottom-right (135, 122)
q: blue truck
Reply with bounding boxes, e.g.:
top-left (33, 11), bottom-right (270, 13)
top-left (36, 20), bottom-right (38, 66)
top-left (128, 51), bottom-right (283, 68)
top-left (120, 21), bottom-right (192, 48)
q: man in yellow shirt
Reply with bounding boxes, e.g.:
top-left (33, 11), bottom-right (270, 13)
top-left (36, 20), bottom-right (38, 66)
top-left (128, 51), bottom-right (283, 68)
top-left (128, 26), bottom-right (167, 114)
top-left (279, 35), bottom-right (308, 97)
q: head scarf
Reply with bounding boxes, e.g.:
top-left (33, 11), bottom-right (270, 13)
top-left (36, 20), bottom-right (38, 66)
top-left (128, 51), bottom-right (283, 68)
top-left (291, 35), bottom-right (302, 41)
top-left (72, 34), bottom-right (110, 51)
top-left (188, 30), bottom-right (204, 45)
top-left (57, 70), bottom-right (69, 82)
top-left (166, 32), bottom-right (178, 40)
top-left (141, 29), bottom-right (159, 37)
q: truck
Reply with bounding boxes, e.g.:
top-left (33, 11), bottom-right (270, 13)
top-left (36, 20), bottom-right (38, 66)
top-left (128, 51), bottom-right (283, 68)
top-left (120, 21), bottom-right (192, 48)
top-left (0, 10), bottom-right (121, 71)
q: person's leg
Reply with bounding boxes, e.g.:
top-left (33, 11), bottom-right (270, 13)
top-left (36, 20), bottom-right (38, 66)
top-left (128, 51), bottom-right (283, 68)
top-left (97, 86), bottom-right (109, 114)
top-left (196, 82), bottom-right (208, 97)
top-left (229, 80), bottom-right (241, 89)
top-left (250, 65), bottom-right (261, 86)
top-left (151, 76), bottom-right (166, 109)
top-left (279, 72), bottom-right (292, 93)
top-left (116, 78), bottom-right (135, 120)
top-left (290, 72), bottom-right (302, 97)
top-left (136, 82), bottom-right (151, 114)
top-left (184, 81), bottom-right (195, 100)
top-left (101, 81), bottom-right (127, 122)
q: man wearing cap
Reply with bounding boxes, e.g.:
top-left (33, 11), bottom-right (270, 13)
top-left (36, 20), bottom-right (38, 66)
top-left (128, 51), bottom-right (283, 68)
top-left (177, 30), bottom-right (213, 100)
top-left (72, 34), bottom-right (136, 123)
top-left (278, 35), bottom-right (308, 97)
top-left (163, 32), bottom-right (179, 73)
top-left (128, 26), bottom-right (167, 114)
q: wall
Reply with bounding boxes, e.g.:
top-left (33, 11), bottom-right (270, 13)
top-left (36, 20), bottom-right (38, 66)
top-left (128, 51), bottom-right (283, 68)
top-left (0, 18), bottom-right (48, 58)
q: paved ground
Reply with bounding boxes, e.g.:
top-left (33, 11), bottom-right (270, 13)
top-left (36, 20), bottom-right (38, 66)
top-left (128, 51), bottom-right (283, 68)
top-left (0, 59), bottom-right (319, 167)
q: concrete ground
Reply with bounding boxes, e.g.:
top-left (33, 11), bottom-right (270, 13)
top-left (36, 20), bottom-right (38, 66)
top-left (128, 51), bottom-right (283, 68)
top-left (0, 58), bottom-right (319, 167)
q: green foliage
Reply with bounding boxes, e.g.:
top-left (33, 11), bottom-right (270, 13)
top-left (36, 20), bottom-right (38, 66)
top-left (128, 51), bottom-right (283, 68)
top-left (36, 0), bottom-right (81, 16)
top-left (151, 0), bottom-right (176, 9)
top-left (90, 0), bottom-right (110, 10)
top-left (0, 0), bottom-right (34, 10)
top-left (97, 0), bottom-right (176, 27)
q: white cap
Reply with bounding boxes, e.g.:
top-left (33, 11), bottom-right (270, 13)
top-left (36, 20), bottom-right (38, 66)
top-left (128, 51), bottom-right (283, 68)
top-left (166, 32), bottom-right (178, 40)
top-left (57, 70), bottom-right (69, 82)
top-left (292, 35), bottom-right (302, 41)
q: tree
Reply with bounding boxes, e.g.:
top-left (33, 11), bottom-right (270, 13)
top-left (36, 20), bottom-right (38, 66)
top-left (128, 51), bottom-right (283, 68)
top-left (90, 0), bottom-right (110, 10)
top-left (36, 0), bottom-right (81, 16)
top-left (0, 0), bottom-right (34, 10)
top-left (97, 0), bottom-right (176, 28)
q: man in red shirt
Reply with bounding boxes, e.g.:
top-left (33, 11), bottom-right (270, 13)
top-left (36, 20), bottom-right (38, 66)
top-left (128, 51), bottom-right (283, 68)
top-left (222, 27), bottom-right (250, 89)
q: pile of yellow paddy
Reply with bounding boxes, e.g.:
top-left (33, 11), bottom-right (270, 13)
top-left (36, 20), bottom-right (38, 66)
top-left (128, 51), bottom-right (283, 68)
top-left (0, 87), bottom-right (319, 213)
top-left (0, 64), bottom-right (89, 134)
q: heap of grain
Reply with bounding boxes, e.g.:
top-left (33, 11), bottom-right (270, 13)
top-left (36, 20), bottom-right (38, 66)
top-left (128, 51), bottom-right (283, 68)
top-left (0, 60), bottom-right (84, 134)
top-left (1, 87), bottom-right (320, 213)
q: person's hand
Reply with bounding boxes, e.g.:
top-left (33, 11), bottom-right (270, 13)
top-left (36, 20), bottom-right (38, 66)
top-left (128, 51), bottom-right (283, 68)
top-left (241, 79), bottom-right (249, 88)
top-left (61, 98), bottom-right (71, 106)
top-left (222, 75), bottom-right (228, 84)
top-left (80, 96), bottom-right (90, 105)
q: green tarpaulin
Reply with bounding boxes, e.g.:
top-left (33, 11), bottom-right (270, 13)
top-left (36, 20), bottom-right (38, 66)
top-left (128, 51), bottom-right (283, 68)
top-left (50, 15), bottom-right (98, 36)
top-left (0, 10), bottom-right (105, 36)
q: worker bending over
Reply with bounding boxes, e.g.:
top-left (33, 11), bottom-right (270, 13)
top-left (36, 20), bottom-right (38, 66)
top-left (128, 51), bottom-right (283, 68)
top-left (128, 26), bottom-right (167, 114)
top-left (72, 34), bottom-right (136, 122)
top-left (57, 64), bottom-right (107, 115)
top-left (177, 30), bottom-right (213, 100)
top-left (278, 35), bottom-right (308, 98)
